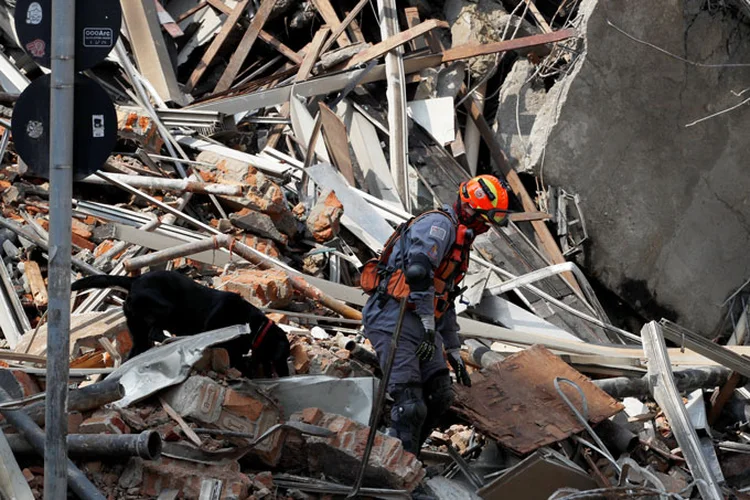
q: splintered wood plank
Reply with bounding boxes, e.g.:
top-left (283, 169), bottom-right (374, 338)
top-left (343, 19), bottom-right (449, 69)
top-left (262, 26), bottom-right (329, 151)
top-left (453, 345), bottom-right (623, 454)
top-left (319, 102), bottom-right (355, 186)
top-left (296, 25), bottom-right (330, 81)
top-left (442, 28), bottom-right (575, 63)
top-left (155, 0), bottom-right (184, 38)
top-left (345, 11), bottom-right (365, 43)
top-left (176, 1), bottom-right (210, 23)
top-left (206, 0), bottom-right (232, 14)
top-left (214, 0), bottom-right (279, 94)
top-left (459, 82), bottom-right (581, 295)
top-left (24, 261), bottom-right (47, 308)
top-left (311, 0), bottom-right (351, 48)
top-left (186, 0), bottom-right (250, 92)
top-left (258, 30), bottom-right (304, 64)
top-left (403, 7), bottom-right (427, 50)
top-left (320, 0), bottom-right (368, 53)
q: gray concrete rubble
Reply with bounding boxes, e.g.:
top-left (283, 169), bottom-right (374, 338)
top-left (494, 0), bottom-right (750, 334)
top-left (0, 0), bottom-right (747, 498)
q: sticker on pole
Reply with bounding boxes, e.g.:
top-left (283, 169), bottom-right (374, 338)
top-left (15, 0), bottom-right (121, 71)
top-left (12, 74), bottom-right (117, 179)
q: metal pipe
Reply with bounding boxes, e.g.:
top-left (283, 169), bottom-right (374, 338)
top-left (23, 378), bottom-right (124, 426)
top-left (465, 339), bottom-right (505, 368)
top-left (594, 418), bottom-right (638, 456)
top-left (0, 217), bottom-right (103, 276)
top-left (593, 366), bottom-right (732, 399)
top-left (47, 0), bottom-right (76, 493)
top-left (7, 431), bottom-right (162, 460)
top-left (80, 172), bottom-right (243, 196)
top-left (0, 386), bottom-right (105, 500)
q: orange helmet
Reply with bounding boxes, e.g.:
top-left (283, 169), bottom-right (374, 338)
top-left (459, 175), bottom-right (510, 225)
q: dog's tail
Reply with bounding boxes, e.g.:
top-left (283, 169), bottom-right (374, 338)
top-left (71, 275), bottom-right (135, 292)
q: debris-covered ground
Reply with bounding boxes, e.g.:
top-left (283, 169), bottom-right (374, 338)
top-left (0, 0), bottom-right (750, 499)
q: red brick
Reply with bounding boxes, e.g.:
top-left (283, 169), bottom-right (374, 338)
top-left (141, 457), bottom-right (250, 500)
top-left (211, 348), bottom-right (230, 373)
top-left (10, 371), bottom-right (41, 397)
top-left (22, 468), bottom-right (33, 482)
top-left (223, 387), bottom-right (264, 421)
top-left (79, 411), bottom-right (130, 435)
top-left (306, 190), bottom-right (344, 242)
top-left (68, 412), bottom-right (84, 434)
top-left (291, 410), bottom-right (424, 492)
top-left (214, 269), bottom-right (293, 308)
top-left (300, 408), bottom-right (323, 425)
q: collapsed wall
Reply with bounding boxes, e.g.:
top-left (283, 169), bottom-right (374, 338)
top-left (494, 0), bottom-right (750, 334)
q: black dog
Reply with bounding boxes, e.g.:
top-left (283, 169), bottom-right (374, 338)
top-left (71, 270), bottom-right (290, 378)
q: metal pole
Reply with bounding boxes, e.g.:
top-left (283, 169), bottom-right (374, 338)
top-left (46, 0), bottom-right (76, 496)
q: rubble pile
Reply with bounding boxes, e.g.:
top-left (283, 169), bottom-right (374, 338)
top-left (0, 0), bottom-right (747, 499)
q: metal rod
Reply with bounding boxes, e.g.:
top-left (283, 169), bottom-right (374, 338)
top-left (0, 387), bottom-right (105, 500)
top-left (7, 431), bottom-right (162, 460)
top-left (80, 172), bottom-right (243, 196)
top-left (348, 297), bottom-right (408, 498)
top-left (122, 234), bottom-right (363, 319)
top-left (0, 427), bottom-right (34, 500)
top-left (47, 0), bottom-right (76, 494)
top-left (0, 217), bottom-right (103, 276)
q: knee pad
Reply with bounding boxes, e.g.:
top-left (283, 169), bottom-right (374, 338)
top-left (388, 385), bottom-right (428, 455)
top-left (424, 372), bottom-right (455, 416)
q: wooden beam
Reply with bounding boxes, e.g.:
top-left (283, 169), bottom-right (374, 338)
top-left (524, 0), bottom-right (553, 33)
top-left (258, 30), bottom-right (304, 65)
top-left (24, 261), bottom-right (48, 308)
top-left (185, 0), bottom-right (250, 92)
top-left (214, 0), bottom-right (279, 94)
top-left (206, 0), bottom-right (232, 14)
top-left (319, 102), bottom-right (356, 186)
top-left (155, 0), bottom-right (185, 38)
top-left (345, 11), bottom-right (365, 43)
top-left (459, 83), bottom-right (582, 294)
top-left (263, 26), bottom-right (330, 151)
top-left (708, 372), bottom-right (742, 426)
top-left (443, 28), bottom-right (575, 63)
top-left (311, 0), bottom-right (351, 48)
top-left (320, 0), bottom-right (369, 54)
top-left (343, 19), bottom-right (449, 69)
top-left (403, 7), bottom-right (427, 50)
top-left (296, 26), bottom-right (330, 81)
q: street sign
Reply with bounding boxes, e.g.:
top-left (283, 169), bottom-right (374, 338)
top-left (15, 0), bottom-right (121, 71)
top-left (12, 74), bottom-right (117, 179)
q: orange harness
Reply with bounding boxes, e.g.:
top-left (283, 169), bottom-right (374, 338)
top-left (360, 209), bottom-right (472, 318)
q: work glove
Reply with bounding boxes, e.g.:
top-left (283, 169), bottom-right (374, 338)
top-left (416, 315), bottom-right (436, 361)
top-left (447, 349), bottom-right (472, 387)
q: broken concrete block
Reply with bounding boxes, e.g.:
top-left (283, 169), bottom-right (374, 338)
top-left (306, 190), bottom-right (344, 243)
top-left (240, 234), bottom-right (280, 259)
top-left (91, 224), bottom-right (117, 244)
top-left (140, 458), bottom-right (250, 500)
top-left (230, 209), bottom-right (288, 245)
top-left (291, 408), bottom-right (425, 492)
top-left (79, 411), bottom-right (131, 435)
top-left (195, 151), bottom-right (287, 214)
top-left (117, 106), bottom-right (164, 152)
top-left (213, 269), bottom-right (293, 308)
top-left (162, 375), bottom-right (225, 425)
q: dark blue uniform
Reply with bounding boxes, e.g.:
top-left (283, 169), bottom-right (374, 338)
top-left (362, 206), bottom-right (461, 455)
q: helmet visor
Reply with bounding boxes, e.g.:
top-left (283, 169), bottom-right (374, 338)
top-left (474, 207), bottom-right (511, 225)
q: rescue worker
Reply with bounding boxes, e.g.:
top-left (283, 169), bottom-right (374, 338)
top-left (361, 174), bottom-right (511, 456)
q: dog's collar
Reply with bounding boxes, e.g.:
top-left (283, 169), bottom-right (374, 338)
top-left (251, 318), bottom-right (273, 350)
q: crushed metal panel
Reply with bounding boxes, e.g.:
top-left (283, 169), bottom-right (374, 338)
top-left (110, 324), bottom-right (251, 407)
top-left (0, 51), bottom-right (29, 93)
top-left (254, 375), bottom-right (376, 425)
top-left (289, 94), bottom-right (330, 163)
top-left (306, 162), bottom-right (394, 251)
top-left (471, 295), bottom-right (582, 342)
top-left (641, 321), bottom-right (724, 500)
top-left (336, 99), bottom-right (404, 209)
top-left (478, 448), bottom-right (597, 500)
top-left (407, 97), bottom-right (455, 146)
top-left (453, 345), bottom-right (623, 454)
top-left (121, 0), bottom-right (187, 105)
top-left (660, 319), bottom-right (750, 379)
